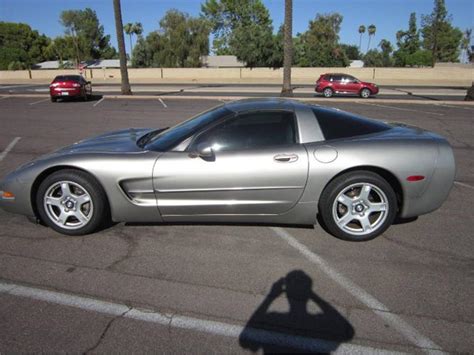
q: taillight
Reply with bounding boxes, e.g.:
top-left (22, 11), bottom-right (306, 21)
top-left (50, 82), bottom-right (59, 87)
top-left (72, 83), bottom-right (80, 87)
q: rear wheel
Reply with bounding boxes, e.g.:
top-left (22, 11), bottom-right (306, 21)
top-left (360, 88), bottom-right (371, 98)
top-left (319, 171), bottom-right (397, 241)
top-left (36, 169), bottom-right (109, 236)
top-left (50, 96), bottom-right (57, 102)
top-left (323, 88), bottom-right (334, 98)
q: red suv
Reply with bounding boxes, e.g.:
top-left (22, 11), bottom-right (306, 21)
top-left (49, 75), bottom-right (92, 102)
top-left (315, 73), bottom-right (378, 98)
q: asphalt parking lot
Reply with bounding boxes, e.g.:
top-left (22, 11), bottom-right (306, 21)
top-left (0, 82), bottom-right (468, 101)
top-left (0, 96), bottom-right (473, 353)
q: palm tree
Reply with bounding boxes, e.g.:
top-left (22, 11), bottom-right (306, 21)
top-left (123, 22), bottom-right (134, 58)
top-left (367, 24), bottom-right (376, 52)
top-left (113, 0), bottom-right (132, 95)
top-left (281, 0), bottom-right (293, 97)
top-left (133, 22), bottom-right (143, 39)
top-left (358, 25), bottom-right (366, 51)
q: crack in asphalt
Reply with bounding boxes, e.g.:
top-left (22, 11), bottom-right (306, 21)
top-left (83, 307), bottom-right (132, 354)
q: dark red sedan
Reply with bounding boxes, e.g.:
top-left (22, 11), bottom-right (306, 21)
top-left (315, 73), bottom-right (379, 98)
top-left (49, 75), bottom-right (92, 102)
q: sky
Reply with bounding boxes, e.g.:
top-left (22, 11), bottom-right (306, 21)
top-left (1, 0), bottom-right (472, 53)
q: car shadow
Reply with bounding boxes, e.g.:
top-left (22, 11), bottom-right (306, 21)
top-left (239, 270), bottom-right (354, 353)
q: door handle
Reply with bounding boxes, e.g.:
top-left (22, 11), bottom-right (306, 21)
top-left (274, 154), bottom-right (298, 163)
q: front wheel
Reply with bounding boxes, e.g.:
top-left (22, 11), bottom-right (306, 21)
top-left (319, 171), bottom-right (397, 241)
top-left (360, 88), bottom-right (371, 98)
top-left (36, 169), bottom-right (109, 236)
top-left (323, 88), bottom-right (334, 98)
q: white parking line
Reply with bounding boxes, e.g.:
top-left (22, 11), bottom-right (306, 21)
top-left (358, 102), bottom-right (444, 116)
top-left (454, 181), bottom-right (474, 190)
top-left (435, 104), bottom-right (474, 111)
top-left (29, 98), bottom-right (49, 105)
top-left (0, 281), bottom-right (402, 354)
top-left (270, 227), bottom-right (443, 353)
top-left (158, 97), bottom-right (167, 108)
top-left (0, 137), bottom-right (21, 162)
top-left (93, 97), bottom-right (105, 107)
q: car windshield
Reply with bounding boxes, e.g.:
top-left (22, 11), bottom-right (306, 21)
top-left (54, 75), bottom-right (81, 82)
top-left (141, 105), bottom-right (233, 151)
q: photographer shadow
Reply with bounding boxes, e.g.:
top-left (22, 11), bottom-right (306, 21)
top-left (239, 270), bottom-right (354, 353)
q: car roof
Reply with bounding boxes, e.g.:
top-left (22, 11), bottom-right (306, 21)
top-left (223, 98), bottom-right (307, 112)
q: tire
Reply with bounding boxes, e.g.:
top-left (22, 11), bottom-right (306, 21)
top-left (360, 88), bottom-right (371, 98)
top-left (323, 88), bottom-right (334, 98)
top-left (319, 171), bottom-right (397, 241)
top-left (36, 169), bottom-right (109, 236)
top-left (50, 96), bottom-right (57, 102)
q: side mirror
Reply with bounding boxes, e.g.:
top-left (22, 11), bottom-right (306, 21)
top-left (189, 143), bottom-right (215, 161)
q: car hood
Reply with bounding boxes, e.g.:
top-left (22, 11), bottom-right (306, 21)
top-left (55, 128), bottom-right (155, 154)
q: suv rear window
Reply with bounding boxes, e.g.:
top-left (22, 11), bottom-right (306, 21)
top-left (312, 107), bottom-right (390, 140)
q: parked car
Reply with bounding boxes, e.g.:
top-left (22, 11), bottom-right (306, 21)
top-left (315, 73), bottom-right (379, 98)
top-left (49, 75), bottom-right (92, 102)
top-left (0, 99), bottom-right (455, 241)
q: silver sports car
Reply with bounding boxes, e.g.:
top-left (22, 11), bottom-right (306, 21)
top-left (0, 99), bottom-right (455, 241)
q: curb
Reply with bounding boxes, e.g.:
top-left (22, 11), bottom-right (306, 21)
top-left (2, 93), bottom-right (473, 106)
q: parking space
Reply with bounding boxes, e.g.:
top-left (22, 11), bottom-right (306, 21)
top-left (0, 97), bottom-right (473, 353)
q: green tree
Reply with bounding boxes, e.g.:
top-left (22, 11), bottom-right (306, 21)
top-left (341, 44), bottom-right (360, 60)
top-left (366, 24), bottom-right (376, 52)
top-left (201, 0), bottom-right (276, 67)
top-left (393, 13), bottom-right (421, 66)
top-left (124, 22), bottom-right (143, 60)
top-left (358, 25), bottom-right (366, 51)
top-left (132, 10), bottom-right (209, 68)
top-left (421, 0), bottom-right (463, 65)
top-left (60, 8), bottom-right (116, 64)
top-left (363, 49), bottom-right (383, 67)
top-left (379, 39), bottom-right (393, 66)
top-left (296, 13), bottom-right (348, 67)
top-left (113, 0), bottom-right (132, 95)
top-left (0, 22), bottom-right (52, 70)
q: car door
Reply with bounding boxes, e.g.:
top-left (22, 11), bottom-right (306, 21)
top-left (330, 75), bottom-right (343, 92)
top-left (343, 75), bottom-right (360, 93)
top-left (152, 110), bottom-right (309, 218)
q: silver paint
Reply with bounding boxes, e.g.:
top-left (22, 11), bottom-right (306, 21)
top-left (0, 99), bottom-right (456, 230)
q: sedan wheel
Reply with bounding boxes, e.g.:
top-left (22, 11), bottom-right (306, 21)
top-left (323, 88), bottom-right (334, 98)
top-left (360, 88), bottom-right (371, 98)
top-left (36, 170), bottom-right (109, 235)
top-left (319, 171), bottom-right (397, 241)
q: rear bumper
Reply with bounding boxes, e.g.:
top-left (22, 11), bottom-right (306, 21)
top-left (50, 87), bottom-right (83, 97)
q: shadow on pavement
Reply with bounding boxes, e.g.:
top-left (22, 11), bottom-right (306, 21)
top-left (239, 270), bottom-right (354, 353)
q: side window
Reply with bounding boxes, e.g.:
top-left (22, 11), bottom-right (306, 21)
top-left (332, 75), bottom-right (343, 82)
top-left (312, 108), bottom-right (390, 140)
top-left (190, 111), bottom-right (297, 152)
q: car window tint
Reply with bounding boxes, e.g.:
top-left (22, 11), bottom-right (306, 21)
top-left (145, 106), bottom-right (233, 151)
top-left (331, 75), bottom-right (343, 82)
top-left (54, 75), bottom-right (81, 82)
top-left (191, 111), bottom-right (297, 152)
top-left (313, 107), bottom-right (390, 140)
